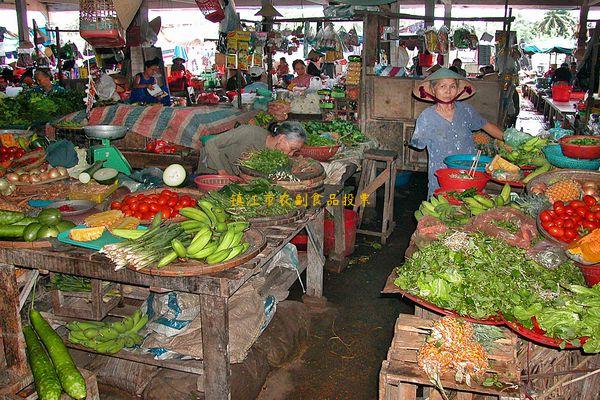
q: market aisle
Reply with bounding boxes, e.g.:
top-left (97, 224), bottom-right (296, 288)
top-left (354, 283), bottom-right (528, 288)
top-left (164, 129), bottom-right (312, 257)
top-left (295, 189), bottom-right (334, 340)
top-left (516, 95), bottom-right (545, 133)
top-left (258, 172), bottom-right (427, 400)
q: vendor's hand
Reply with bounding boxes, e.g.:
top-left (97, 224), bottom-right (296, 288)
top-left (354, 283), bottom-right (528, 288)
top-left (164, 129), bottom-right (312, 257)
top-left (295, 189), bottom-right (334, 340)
top-left (217, 169), bottom-right (228, 175)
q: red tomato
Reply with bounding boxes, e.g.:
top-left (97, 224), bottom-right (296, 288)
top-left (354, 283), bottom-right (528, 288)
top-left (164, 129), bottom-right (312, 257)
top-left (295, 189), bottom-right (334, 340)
top-left (138, 204), bottom-right (149, 213)
top-left (573, 214), bottom-right (583, 223)
top-left (576, 207), bottom-right (587, 217)
top-left (564, 228), bottom-right (578, 241)
top-left (585, 211), bottom-right (596, 222)
top-left (563, 219), bottom-right (575, 228)
top-left (555, 219), bottom-right (564, 227)
top-left (148, 194), bottom-right (160, 202)
top-left (124, 196), bottom-right (136, 205)
top-left (540, 210), bottom-right (554, 222)
top-left (158, 197), bottom-right (168, 206)
top-left (176, 199), bottom-right (188, 208)
top-left (134, 212), bottom-right (144, 220)
top-left (121, 205), bottom-right (130, 213)
top-left (596, 211), bottom-right (600, 220)
top-left (569, 200), bottom-right (586, 209)
top-left (161, 189), bottom-right (173, 197)
top-left (124, 209), bottom-right (134, 217)
top-left (137, 194), bottom-right (147, 201)
top-left (110, 201), bottom-right (122, 210)
top-left (591, 205), bottom-right (600, 213)
top-left (149, 203), bottom-right (161, 212)
top-left (583, 220), bottom-right (598, 231)
top-left (554, 203), bottom-right (565, 215)
top-left (541, 221), bottom-right (554, 230)
top-left (167, 198), bottom-right (178, 207)
top-left (583, 195), bottom-right (597, 207)
top-left (180, 195), bottom-right (194, 204)
top-left (161, 207), bottom-right (172, 219)
top-left (142, 212), bottom-right (154, 221)
top-left (130, 202), bottom-right (139, 211)
top-left (548, 226), bottom-right (565, 238)
top-left (564, 206), bottom-right (575, 215)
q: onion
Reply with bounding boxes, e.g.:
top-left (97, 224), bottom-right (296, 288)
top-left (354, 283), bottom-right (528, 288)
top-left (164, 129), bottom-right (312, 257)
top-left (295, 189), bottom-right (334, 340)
top-left (39, 165), bottom-right (47, 173)
top-left (30, 174), bottom-right (41, 183)
top-left (39, 172), bottom-right (50, 181)
top-left (6, 173), bottom-right (19, 183)
top-left (583, 186), bottom-right (598, 197)
top-left (48, 168), bottom-right (60, 179)
top-left (57, 166), bottom-right (68, 176)
top-left (0, 179), bottom-right (8, 191)
top-left (19, 174), bottom-right (31, 183)
top-left (582, 181), bottom-right (598, 190)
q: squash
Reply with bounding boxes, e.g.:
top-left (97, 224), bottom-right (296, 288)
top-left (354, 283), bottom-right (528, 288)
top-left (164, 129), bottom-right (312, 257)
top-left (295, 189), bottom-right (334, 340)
top-left (0, 133), bottom-right (19, 148)
top-left (567, 229), bottom-right (600, 264)
top-left (69, 226), bottom-right (105, 242)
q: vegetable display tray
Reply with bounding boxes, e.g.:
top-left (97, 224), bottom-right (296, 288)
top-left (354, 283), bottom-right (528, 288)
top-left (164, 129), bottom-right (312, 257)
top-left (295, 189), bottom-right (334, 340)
top-left (128, 228), bottom-right (266, 277)
top-left (13, 175), bottom-right (70, 186)
top-left (58, 226), bottom-right (147, 251)
top-left (503, 317), bottom-right (587, 350)
top-left (525, 169), bottom-right (600, 194)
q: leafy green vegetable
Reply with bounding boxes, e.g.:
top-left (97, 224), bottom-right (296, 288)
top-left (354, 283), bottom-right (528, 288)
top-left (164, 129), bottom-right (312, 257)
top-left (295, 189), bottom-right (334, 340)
top-left (303, 119), bottom-right (367, 146)
top-left (238, 148), bottom-right (291, 175)
top-left (569, 138), bottom-right (600, 146)
top-left (0, 89), bottom-right (84, 127)
top-left (394, 232), bottom-right (600, 352)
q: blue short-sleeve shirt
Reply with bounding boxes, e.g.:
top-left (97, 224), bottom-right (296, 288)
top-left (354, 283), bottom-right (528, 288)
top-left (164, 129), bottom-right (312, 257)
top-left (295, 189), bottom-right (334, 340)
top-left (410, 101), bottom-right (487, 197)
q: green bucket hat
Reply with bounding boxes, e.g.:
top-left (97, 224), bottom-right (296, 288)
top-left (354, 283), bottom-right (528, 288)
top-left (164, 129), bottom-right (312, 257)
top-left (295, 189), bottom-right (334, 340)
top-left (413, 67), bottom-right (476, 103)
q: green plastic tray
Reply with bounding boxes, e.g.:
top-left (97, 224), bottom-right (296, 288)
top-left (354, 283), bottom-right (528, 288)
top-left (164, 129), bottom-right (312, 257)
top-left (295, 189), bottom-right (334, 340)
top-left (58, 225), bottom-right (147, 251)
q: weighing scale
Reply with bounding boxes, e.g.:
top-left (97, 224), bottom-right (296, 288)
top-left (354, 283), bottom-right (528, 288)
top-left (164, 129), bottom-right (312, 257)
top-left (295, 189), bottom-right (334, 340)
top-left (83, 125), bottom-right (132, 176)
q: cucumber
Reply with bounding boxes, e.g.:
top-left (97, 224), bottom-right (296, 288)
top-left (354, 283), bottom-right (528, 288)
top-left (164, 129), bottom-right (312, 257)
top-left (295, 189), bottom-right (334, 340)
top-left (24, 223), bottom-right (43, 242)
top-left (23, 325), bottom-right (62, 400)
top-left (13, 216), bottom-right (39, 226)
top-left (78, 161), bottom-right (104, 184)
top-left (0, 224), bottom-right (27, 238)
top-left (92, 168), bottom-right (118, 185)
top-left (0, 210), bottom-right (24, 225)
top-left (30, 309), bottom-right (87, 399)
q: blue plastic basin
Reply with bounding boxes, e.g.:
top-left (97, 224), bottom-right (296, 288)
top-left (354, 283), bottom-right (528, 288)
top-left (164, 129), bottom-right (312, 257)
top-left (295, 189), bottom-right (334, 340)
top-left (444, 154), bottom-right (493, 172)
top-left (395, 170), bottom-right (412, 187)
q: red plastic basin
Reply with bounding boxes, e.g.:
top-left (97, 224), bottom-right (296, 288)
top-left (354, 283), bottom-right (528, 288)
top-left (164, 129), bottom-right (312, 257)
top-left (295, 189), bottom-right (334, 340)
top-left (324, 209), bottom-right (358, 257)
top-left (559, 135), bottom-right (600, 160)
top-left (435, 168), bottom-right (489, 192)
top-left (578, 263), bottom-right (600, 287)
top-left (551, 84), bottom-right (572, 102)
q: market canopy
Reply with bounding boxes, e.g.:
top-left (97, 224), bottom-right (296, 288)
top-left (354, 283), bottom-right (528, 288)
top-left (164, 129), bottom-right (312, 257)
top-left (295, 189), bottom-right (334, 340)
top-left (523, 45), bottom-right (573, 55)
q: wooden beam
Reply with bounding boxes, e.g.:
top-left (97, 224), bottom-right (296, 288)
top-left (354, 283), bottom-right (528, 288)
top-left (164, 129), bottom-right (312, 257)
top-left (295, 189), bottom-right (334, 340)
top-left (443, 2), bottom-right (452, 29)
top-left (424, 0), bottom-right (435, 28)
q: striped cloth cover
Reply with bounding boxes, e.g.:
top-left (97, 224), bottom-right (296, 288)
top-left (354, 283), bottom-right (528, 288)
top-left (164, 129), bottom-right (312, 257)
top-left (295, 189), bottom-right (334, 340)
top-left (63, 104), bottom-right (255, 150)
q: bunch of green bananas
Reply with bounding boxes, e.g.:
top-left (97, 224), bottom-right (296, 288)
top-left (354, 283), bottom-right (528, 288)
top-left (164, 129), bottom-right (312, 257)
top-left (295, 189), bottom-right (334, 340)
top-left (414, 195), bottom-right (470, 225)
top-left (462, 184), bottom-right (512, 216)
top-left (66, 310), bottom-right (148, 354)
top-left (170, 221), bottom-right (250, 266)
top-left (501, 136), bottom-right (548, 166)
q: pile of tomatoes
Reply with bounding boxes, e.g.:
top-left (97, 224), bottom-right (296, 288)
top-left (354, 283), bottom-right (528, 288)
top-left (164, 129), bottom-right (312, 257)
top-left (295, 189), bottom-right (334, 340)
top-left (110, 190), bottom-right (196, 221)
top-left (539, 195), bottom-right (600, 243)
top-left (0, 146), bottom-right (26, 163)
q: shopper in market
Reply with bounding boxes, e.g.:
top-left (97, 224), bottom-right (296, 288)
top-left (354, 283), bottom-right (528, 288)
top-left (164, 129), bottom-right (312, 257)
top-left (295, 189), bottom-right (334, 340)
top-left (306, 49), bottom-right (323, 77)
top-left (450, 58), bottom-right (467, 77)
top-left (129, 58), bottom-right (171, 106)
top-left (411, 68), bottom-right (504, 196)
top-left (276, 57), bottom-right (290, 82)
top-left (550, 62), bottom-right (572, 85)
top-left (31, 69), bottom-right (64, 94)
top-left (243, 66), bottom-right (268, 93)
top-left (288, 59), bottom-right (312, 89)
top-left (198, 121), bottom-right (306, 175)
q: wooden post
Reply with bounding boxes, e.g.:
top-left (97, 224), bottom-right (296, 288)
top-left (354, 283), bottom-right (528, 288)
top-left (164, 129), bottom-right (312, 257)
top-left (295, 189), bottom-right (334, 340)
top-left (326, 199), bottom-right (349, 273)
top-left (0, 264), bottom-right (28, 378)
top-left (305, 208), bottom-right (325, 298)
top-left (576, 2), bottom-right (589, 62)
top-left (362, 14), bottom-right (380, 70)
top-left (14, 0), bottom-right (33, 49)
top-left (424, 0), bottom-right (435, 28)
top-left (443, 1), bottom-right (452, 29)
top-left (199, 294), bottom-right (231, 400)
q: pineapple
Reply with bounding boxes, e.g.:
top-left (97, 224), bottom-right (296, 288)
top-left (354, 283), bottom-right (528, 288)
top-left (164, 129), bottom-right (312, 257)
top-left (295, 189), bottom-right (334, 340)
top-left (545, 179), bottom-right (581, 203)
top-left (69, 226), bottom-right (105, 242)
top-left (84, 210), bottom-right (124, 228)
top-left (513, 194), bottom-right (551, 217)
top-left (110, 217), bottom-right (140, 230)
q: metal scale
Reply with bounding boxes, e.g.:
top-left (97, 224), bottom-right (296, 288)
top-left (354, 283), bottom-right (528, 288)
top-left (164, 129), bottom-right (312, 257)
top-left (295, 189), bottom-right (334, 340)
top-left (83, 125), bottom-right (132, 176)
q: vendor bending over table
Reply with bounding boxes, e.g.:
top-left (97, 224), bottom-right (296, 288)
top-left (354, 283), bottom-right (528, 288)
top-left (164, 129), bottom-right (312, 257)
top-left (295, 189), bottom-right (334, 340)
top-left (410, 68), bottom-right (504, 197)
top-left (198, 121), bottom-right (306, 176)
top-left (130, 58), bottom-right (171, 106)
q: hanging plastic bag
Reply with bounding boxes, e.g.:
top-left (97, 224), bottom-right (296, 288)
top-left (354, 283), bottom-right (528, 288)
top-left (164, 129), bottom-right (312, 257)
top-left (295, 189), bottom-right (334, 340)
top-left (315, 23), bottom-right (339, 53)
top-left (453, 28), bottom-right (471, 49)
top-left (347, 27), bottom-right (359, 46)
top-left (436, 26), bottom-right (449, 54)
top-left (424, 28), bottom-right (438, 53)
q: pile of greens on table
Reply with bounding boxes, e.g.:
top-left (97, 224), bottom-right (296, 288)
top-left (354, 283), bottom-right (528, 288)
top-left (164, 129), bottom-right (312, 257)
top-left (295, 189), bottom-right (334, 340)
top-left (238, 148), bottom-right (291, 175)
top-left (395, 232), bottom-right (600, 353)
top-left (303, 119), bottom-right (368, 146)
top-left (0, 90), bottom-right (84, 128)
top-left (205, 178), bottom-right (297, 219)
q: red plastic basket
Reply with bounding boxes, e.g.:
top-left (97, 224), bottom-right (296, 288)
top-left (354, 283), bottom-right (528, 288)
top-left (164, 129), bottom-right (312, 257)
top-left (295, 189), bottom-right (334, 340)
top-left (298, 145), bottom-right (340, 162)
top-left (195, 0), bottom-right (225, 23)
top-left (578, 262), bottom-right (600, 287)
top-left (194, 174), bottom-right (242, 192)
top-left (551, 84), bottom-right (572, 102)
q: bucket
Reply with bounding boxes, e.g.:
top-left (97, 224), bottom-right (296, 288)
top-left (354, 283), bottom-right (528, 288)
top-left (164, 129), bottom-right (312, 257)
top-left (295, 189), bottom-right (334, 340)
top-left (578, 263), bottom-right (600, 287)
top-left (290, 230), bottom-right (308, 252)
top-left (419, 53), bottom-right (434, 67)
top-left (551, 84), bottom-right (572, 102)
top-left (324, 209), bottom-right (358, 257)
top-left (395, 170), bottom-right (412, 188)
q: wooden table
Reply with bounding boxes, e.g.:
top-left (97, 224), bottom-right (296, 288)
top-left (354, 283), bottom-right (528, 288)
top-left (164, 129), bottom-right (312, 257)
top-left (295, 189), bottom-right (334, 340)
top-left (0, 187), bottom-right (340, 399)
top-left (543, 97), bottom-right (578, 128)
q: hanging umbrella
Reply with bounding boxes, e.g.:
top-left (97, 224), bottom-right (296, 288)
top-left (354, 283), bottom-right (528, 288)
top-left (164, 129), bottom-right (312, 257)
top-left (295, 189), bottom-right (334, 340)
top-left (173, 46), bottom-right (188, 62)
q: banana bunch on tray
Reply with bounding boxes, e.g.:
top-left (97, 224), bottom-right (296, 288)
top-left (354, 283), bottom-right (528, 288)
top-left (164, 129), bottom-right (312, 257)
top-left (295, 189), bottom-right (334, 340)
top-left (66, 310), bottom-right (148, 354)
top-left (415, 184), bottom-right (513, 224)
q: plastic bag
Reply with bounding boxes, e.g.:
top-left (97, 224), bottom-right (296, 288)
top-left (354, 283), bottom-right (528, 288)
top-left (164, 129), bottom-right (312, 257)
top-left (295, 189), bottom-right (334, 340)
top-left (347, 27), bottom-right (360, 46)
top-left (412, 215), bottom-right (448, 249)
top-left (526, 240), bottom-right (568, 269)
top-left (466, 207), bottom-right (538, 249)
top-left (437, 26), bottom-right (449, 54)
top-left (548, 121), bottom-right (574, 141)
top-left (453, 28), bottom-right (471, 49)
top-left (424, 28), bottom-right (438, 53)
top-left (315, 23), bottom-right (339, 52)
top-left (503, 127), bottom-right (533, 148)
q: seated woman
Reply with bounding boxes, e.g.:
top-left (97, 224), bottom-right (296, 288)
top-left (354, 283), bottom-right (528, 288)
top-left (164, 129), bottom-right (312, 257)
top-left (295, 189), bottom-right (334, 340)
top-left (411, 68), bottom-right (504, 197)
top-left (129, 58), bottom-right (171, 106)
top-left (31, 69), bottom-right (65, 94)
top-left (244, 66), bottom-right (268, 93)
top-left (198, 121), bottom-right (306, 175)
top-left (287, 60), bottom-right (312, 90)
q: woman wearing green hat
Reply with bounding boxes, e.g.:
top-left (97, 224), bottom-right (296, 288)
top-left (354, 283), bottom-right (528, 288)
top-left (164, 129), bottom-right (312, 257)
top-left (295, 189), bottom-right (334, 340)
top-left (411, 68), bottom-right (504, 197)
